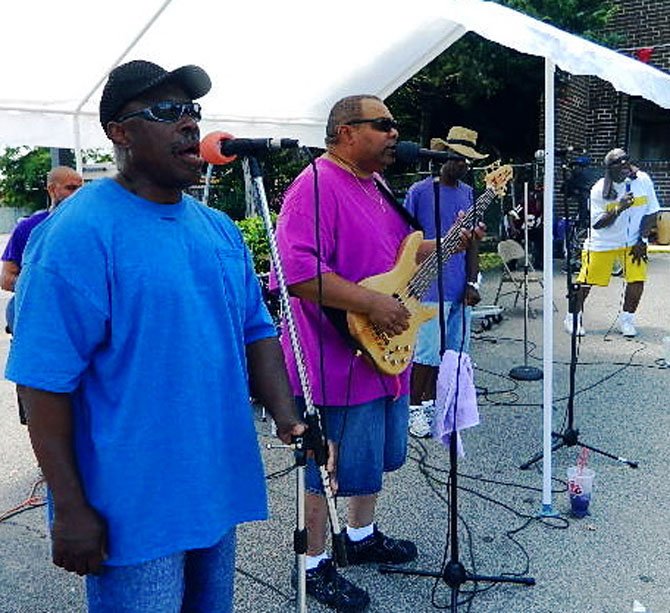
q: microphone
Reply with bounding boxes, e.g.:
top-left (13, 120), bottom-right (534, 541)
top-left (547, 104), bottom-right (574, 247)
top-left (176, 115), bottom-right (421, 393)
top-left (201, 131), bottom-right (300, 164)
top-left (624, 175), bottom-right (637, 195)
top-left (394, 141), bottom-right (460, 165)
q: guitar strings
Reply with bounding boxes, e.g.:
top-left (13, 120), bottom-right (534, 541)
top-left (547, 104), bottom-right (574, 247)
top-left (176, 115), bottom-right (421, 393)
top-left (407, 166), bottom-right (510, 300)
top-left (399, 191), bottom-right (496, 303)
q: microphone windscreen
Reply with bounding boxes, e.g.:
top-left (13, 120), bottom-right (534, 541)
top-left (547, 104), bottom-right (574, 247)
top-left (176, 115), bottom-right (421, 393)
top-left (394, 141), bottom-right (421, 164)
top-left (201, 131), bottom-right (237, 165)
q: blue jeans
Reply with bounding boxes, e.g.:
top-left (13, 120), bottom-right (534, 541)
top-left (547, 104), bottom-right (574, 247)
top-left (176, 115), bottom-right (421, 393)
top-left (86, 529), bottom-right (236, 613)
top-left (414, 301), bottom-right (472, 366)
top-left (298, 395), bottom-right (409, 497)
top-left (5, 295), bottom-right (15, 333)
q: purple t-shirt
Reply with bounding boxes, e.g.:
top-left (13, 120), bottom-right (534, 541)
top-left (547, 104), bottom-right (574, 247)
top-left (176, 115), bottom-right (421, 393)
top-left (2, 210), bottom-right (50, 265)
top-left (274, 158), bottom-right (412, 406)
top-left (403, 178), bottom-right (472, 303)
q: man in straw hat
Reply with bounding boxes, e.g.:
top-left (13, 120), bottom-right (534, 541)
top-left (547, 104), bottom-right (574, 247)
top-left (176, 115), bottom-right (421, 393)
top-left (564, 147), bottom-right (659, 337)
top-left (403, 127), bottom-right (487, 438)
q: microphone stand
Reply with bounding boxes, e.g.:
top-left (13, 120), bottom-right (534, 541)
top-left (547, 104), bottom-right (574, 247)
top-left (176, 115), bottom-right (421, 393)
top-left (245, 154), bottom-right (347, 612)
top-left (520, 156), bottom-right (637, 470)
top-left (380, 172), bottom-right (534, 609)
top-left (509, 182), bottom-right (543, 381)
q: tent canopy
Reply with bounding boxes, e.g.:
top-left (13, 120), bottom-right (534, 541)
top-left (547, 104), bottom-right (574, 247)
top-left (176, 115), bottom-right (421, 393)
top-left (1, 0), bottom-right (669, 150)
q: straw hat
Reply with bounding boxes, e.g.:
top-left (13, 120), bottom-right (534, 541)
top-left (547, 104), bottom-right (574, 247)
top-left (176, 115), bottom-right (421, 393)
top-left (430, 126), bottom-right (488, 160)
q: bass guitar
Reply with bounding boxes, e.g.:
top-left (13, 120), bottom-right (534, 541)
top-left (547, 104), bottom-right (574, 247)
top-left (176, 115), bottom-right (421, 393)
top-left (346, 164), bottom-right (513, 375)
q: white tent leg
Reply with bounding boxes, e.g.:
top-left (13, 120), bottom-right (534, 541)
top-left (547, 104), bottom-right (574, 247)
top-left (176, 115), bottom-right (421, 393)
top-left (541, 58), bottom-right (556, 516)
top-left (74, 114), bottom-right (83, 175)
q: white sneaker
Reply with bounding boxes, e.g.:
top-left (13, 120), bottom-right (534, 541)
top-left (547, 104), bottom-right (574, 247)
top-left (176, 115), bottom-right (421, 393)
top-left (618, 313), bottom-right (637, 337)
top-left (563, 313), bottom-right (585, 337)
top-left (409, 405), bottom-right (432, 438)
top-left (422, 401), bottom-right (436, 434)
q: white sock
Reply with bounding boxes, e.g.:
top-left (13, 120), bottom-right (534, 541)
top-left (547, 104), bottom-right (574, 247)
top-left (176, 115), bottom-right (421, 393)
top-left (347, 523), bottom-right (374, 542)
top-left (409, 404), bottom-right (422, 413)
top-left (306, 552), bottom-right (329, 571)
top-left (620, 311), bottom-right (634, 322)
top-left (421, 399), bottom-right (435, 407)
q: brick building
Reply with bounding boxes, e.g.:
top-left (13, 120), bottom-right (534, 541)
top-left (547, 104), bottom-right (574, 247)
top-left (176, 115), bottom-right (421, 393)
top-left (555, 0), bottom-right (670, 208)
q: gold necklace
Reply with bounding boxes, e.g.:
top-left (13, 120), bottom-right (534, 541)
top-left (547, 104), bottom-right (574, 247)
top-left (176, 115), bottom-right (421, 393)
top-left (325, 152), bottom-right (387, 213)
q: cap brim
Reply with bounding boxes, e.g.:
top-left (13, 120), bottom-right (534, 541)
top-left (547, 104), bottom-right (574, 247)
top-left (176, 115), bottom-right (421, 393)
top-left (166, 65), bottom-right (212, 100)
top-left (133, 65), bottom-right (212, 104)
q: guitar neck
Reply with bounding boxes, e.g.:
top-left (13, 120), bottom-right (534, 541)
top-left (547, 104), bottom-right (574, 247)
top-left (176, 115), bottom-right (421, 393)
top-left (408, 188), bottom-right (496, 299)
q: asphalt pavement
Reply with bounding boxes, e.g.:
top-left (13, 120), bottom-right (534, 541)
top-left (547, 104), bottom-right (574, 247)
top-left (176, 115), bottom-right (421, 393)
top-left (1, 233), bottom-right (668, 613)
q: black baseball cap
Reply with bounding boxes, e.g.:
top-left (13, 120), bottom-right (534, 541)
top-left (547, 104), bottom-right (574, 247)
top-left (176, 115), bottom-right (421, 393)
top-left (99, 60), bottom-right (211, 131)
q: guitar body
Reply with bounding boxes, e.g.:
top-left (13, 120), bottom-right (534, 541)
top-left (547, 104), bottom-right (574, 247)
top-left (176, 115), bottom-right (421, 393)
top-left (346, 231), bottom-right (437, 375)
top-left (344, 164), bottom-right (512, 376)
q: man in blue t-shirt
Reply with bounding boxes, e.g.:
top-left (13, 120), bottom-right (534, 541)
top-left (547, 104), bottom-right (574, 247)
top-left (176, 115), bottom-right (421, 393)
top-left (403, 127), bottom-right (487, 438)
top-left (5, 60), bottom-right (304, 613)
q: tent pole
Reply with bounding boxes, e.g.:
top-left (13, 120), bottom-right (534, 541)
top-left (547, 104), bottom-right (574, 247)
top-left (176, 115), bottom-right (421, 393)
top-left (522, 57), bottom-right (638, 501)
top-left (73, 114), bottom-right (83, 176)
top-left (73, 0), bottom-right (175, 142)
top-left (541, 58), bottom-right (555, 515)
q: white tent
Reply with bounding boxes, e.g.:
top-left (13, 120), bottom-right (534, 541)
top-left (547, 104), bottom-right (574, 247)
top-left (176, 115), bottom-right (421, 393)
top-left (2, 0), bottom-right (669, 512)
top-left (2, 0), bottom-right (669, 150)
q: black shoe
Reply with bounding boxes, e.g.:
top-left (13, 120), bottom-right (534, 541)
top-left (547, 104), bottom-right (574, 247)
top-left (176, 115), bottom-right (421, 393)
top-left (345, 527), bottom-right (418, 565)
top-left (293, 559), bottom-right (370, 612)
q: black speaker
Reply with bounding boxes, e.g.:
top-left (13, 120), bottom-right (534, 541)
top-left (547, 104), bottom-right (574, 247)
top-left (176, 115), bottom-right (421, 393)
top-left (53, 148), bottom-right (75, 168)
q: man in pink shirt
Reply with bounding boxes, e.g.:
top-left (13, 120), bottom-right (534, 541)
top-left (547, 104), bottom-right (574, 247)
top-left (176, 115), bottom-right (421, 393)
top-left (275, 95), bottom-right (433, 611)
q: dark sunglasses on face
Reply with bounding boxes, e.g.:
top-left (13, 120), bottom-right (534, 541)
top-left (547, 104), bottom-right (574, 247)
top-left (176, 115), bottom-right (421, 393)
top-left (115, 101), bottom-right (202, 124)
top-left (345, 117), bottom-right (399, 133)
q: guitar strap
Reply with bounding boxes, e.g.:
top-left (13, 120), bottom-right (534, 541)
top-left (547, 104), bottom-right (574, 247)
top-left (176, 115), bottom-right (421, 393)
top-left (322, 305), bottom-right (364, 353)
top-left (374, 176), bottom-right (423, 231)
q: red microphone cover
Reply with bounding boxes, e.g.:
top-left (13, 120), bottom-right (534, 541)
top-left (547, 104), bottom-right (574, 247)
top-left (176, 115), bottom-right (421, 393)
top-left (201, 131), bottom-right (237, 165)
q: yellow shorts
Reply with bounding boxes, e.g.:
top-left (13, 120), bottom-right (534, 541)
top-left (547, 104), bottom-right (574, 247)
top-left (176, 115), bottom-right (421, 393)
top-left (576, 247), bottom-right (647, 286)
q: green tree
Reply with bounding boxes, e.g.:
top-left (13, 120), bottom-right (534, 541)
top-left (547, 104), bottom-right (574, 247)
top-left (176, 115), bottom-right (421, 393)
top-left (0, 147), bottom-right (114, 211)
top-left (387, 0), bottom-right (621, 161)
top-left (235, 213), bottom-right (277, 274)
top-left (0, 147), bottom-right (51, 211)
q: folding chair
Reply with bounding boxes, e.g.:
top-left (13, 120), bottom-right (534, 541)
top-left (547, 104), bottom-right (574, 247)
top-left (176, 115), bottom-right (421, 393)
top-left (493, 239), bottom-right (551, 314)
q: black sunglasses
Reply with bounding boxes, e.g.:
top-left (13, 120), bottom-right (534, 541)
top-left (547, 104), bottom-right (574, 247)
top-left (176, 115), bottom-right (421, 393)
top-left (607, 157), bottom-right (630, 167)
top-left (345, 117), bottom-right (399, 132)
top-left (115, 101), bottom-right (202, 124)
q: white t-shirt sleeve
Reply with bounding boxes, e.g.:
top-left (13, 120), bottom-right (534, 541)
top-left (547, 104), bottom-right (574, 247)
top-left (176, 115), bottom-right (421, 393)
top-left (639, 172), bottom-right (661, 215)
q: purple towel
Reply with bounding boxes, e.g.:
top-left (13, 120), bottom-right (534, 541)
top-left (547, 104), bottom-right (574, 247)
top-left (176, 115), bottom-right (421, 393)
top-left (434, 350), bottom-right (480, 456)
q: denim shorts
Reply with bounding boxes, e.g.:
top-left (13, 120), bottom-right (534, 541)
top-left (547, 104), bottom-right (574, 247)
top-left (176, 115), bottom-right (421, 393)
top-left (414, 301), bottom-right (472, 366)
top-left (298, 395), bottom-right (409, 497)
top-left (86, 529), bottom-right (236, 613)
